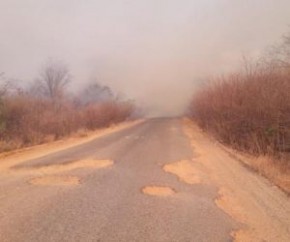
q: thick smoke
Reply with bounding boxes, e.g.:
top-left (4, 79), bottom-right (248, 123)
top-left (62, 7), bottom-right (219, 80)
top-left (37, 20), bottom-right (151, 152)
top-left (1, 0), bottom-right (290, 116)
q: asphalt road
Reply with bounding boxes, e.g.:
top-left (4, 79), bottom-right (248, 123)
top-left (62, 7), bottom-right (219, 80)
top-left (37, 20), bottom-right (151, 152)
top-left (0, 118), bottom-right (245, 242)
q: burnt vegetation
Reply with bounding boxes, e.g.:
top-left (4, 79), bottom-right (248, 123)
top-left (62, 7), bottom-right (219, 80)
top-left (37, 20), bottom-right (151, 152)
top-left (189, 32), bottom-right (290, 161)
top-left (0, 60), bottom-right (136, 152)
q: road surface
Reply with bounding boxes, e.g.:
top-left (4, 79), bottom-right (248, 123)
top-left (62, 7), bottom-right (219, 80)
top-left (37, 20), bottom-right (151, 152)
top-left (0, 118), bottom-right (289, 242)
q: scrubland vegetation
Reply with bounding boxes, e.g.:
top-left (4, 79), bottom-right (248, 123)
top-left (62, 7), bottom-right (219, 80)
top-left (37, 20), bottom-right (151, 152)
top-left (0, 60), bottom-right (136, 152)
top-left (190, 67), bottom-right (290, 156)
top-left (189, 32), bottom-right (290, 189)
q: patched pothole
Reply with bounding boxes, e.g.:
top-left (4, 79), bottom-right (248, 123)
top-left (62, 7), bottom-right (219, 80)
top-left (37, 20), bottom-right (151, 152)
top-left (142, 186), bottom-right (175, 196)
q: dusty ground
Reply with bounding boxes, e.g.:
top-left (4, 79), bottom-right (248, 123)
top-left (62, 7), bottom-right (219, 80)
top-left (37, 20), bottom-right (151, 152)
top-left (221, 146), bottom-right (290, 194)
top-left (183, 118), bottom-right (290, 242)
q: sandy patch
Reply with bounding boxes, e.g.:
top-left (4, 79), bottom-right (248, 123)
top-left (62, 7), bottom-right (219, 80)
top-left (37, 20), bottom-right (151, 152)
top-left (16, 159), bottom-right (114, 175)
top-left (215, 187), bottom-right (246, 223)
top-left (142, 186), bottom-right (175, 196)
top-left (163, 160), bottom-right (201, 184)
top-left (230, 229), bottom-right (257, 242)
top-left (215, 187), bottom-right (250, 242)
top-left (29, 176), bottom-right (80, 186)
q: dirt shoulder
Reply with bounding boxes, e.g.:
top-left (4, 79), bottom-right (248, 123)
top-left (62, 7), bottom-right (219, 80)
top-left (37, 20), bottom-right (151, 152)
top-left (0, 120), bottom-right (142, 171)
top-left (219, 145), bottom-right (290, 195)
top-left (183, 118), bottom-right (290, 242)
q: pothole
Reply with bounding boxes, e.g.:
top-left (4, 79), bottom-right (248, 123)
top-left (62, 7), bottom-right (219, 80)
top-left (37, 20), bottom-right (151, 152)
top-left (215, 188), bottom-right (250, 242)
top-left (163, 160), bottom-right (201, 184)
top-left (29, 175), bottom-right (80, 186)
top-left (215, 187), bottom-right (246, 223)
top-left (142, 186), bottom-right (175, 196)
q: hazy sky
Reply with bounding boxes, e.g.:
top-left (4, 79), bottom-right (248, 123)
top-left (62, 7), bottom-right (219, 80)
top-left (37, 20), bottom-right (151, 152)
top-left (1, 0), bottom-right (290, 116)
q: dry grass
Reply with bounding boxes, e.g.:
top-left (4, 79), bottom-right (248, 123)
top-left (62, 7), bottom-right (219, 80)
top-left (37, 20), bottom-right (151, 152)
top-left (188, 29), bottom-right (290, 192)
top-left (190, 68), bottom-right (290, 155)
top-left (0, 93), bottom-right (135, 152)
top-left (188, 65), bottom-right (290, 182)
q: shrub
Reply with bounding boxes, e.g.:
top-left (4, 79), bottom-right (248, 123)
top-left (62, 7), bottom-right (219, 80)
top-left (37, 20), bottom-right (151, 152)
top-left (0, 93), bottom-right (135, 152)
top-left (189, 67), bottom-right (290, 156)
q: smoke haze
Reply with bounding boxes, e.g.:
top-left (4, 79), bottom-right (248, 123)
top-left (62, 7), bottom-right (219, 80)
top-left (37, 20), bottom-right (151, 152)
top-left (1, 0), bottom-right (290, 116)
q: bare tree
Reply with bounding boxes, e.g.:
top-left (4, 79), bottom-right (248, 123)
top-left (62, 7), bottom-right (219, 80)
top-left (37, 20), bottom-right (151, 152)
top-left (275, 32), bottom-right (290, 66)
top-left (0, 72), bottom-right (9, 97)
top-left (79, 82), bottom-right (114, 105)
top-left (37, 60), bottom-right (70, 99)
top-left (265, 30), bottom-right (290, 69)
top-left (0, 72), bottom-right (6, 134)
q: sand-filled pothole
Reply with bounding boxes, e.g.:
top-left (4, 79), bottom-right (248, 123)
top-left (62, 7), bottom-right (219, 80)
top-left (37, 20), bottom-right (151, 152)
top-left (142, 186), bottom-right (175, 196)
top-left (215, 188), bottom-right (250, 242)
top-left (163, 160), bottom-right (201, 184)
top-left (29, 175), bottom-right (80, 186)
